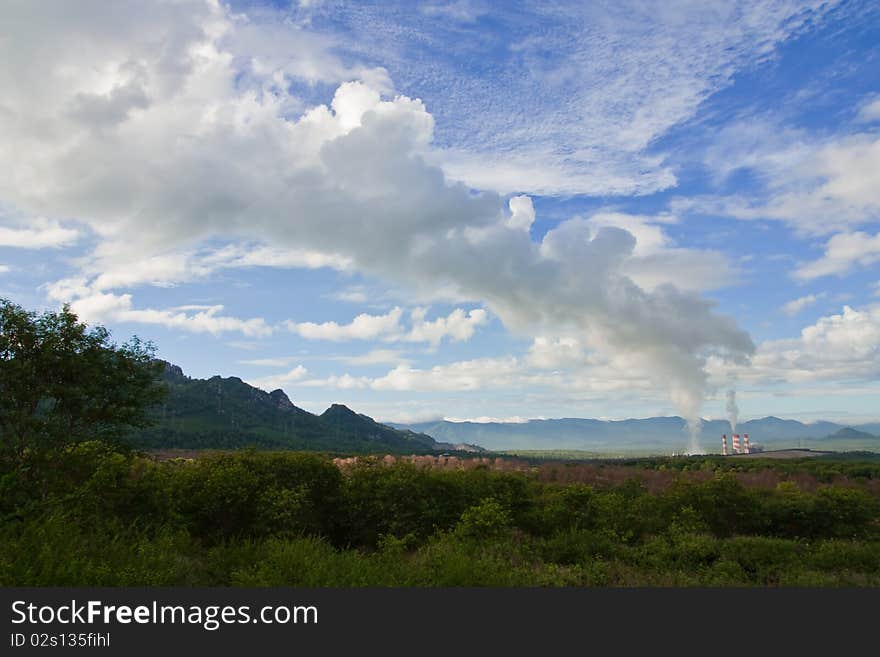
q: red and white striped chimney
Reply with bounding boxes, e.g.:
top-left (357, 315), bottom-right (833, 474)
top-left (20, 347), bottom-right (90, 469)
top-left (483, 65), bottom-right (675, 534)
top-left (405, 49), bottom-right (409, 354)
top-left (732, 434), bottom-right (741, 453)
top-left (743, 434), bottom-right (750, 454)
top-left (722, 434), bottom-right (728, 456)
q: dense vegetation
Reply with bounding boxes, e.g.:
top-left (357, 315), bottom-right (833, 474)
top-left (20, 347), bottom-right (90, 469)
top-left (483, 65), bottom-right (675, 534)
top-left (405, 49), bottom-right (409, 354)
top-left (0, 299), bottom-right (164, 468)
top-left (136, 364), bottom-right (443, 453)
top-left (525, 452), bottom-right (880, 483)
top-left (2, 447), bottom-right (879, 586)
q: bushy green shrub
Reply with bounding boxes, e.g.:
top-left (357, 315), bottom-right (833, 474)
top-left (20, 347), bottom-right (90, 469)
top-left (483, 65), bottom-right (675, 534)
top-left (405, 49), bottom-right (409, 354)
top-left (2, 448), bottom-right (879, 587)
top-left (172, 452), bottom-right (343, 542)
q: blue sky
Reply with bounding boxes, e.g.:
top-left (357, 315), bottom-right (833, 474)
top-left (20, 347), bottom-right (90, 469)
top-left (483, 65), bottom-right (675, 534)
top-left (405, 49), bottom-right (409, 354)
top-left (1, 0), bottom-right (879, 433)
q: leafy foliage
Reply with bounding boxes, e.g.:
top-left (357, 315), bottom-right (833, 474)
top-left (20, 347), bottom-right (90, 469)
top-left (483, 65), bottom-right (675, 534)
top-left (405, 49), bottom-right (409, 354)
top-left (2, 449), bottom-right (879, 587)
top-left (0, 299), bottom-right (164, 467)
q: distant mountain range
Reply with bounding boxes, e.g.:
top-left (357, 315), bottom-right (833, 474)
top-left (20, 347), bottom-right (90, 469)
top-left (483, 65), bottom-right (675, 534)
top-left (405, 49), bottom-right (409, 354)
top-left (131, 363), bottom-right (480, 454)
top-left (391, 416), bottom-right (880, 453)
top-left (131, 362), bottom-right (877, 456)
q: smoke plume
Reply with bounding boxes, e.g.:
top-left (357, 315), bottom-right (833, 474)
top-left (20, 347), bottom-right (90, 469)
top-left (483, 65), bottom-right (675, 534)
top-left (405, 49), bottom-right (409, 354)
top-left (0, 1), bottom-right (756, 436)
top-left (726, 388), bottom-right (739, 435)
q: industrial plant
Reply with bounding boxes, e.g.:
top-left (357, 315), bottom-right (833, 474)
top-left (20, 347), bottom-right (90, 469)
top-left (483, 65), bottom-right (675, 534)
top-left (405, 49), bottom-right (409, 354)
top-left (721, 433), bottom-right (762, 455)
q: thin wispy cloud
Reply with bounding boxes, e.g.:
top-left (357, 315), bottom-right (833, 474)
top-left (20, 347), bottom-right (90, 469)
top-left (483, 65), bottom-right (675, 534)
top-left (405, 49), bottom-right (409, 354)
top-left (311, 1), bottom-right (839, 196)
top-left (781, 293), bottom-right (825, 316)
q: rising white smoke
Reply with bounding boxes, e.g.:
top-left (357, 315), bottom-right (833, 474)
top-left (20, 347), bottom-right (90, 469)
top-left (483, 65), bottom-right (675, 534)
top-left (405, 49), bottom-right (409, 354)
top-left (726, 388), bottom-right (739, 435)
top-left (0, 1), bottom-right (756, 432)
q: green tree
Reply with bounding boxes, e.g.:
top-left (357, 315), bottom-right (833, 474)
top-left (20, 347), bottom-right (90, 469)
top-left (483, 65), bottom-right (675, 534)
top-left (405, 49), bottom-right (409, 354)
top-left (0, 299), bottom-right (165, 465)
top-left (455, 498), bottom-right (512, 540)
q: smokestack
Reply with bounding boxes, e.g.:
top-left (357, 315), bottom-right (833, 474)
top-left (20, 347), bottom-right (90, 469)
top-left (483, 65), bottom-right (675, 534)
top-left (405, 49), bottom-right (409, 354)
top-left (743, 433), bottom-right (750, 454)
top-left (732, 433), bottom-right (741, 453)
top-left (722, 434), bottom-right (728, 456)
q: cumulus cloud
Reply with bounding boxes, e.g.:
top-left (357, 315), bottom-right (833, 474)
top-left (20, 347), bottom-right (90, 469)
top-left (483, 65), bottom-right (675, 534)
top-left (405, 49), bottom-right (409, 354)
top-left (781, 293), bottom-right (825, 316)
top-left (287, 308), bottom-right (405, 341)
top-left (247, 365), bottom-right (309, 392)
top-left (0, 219), bottom-right (78, 249)
top-left (795, 231), bottom-right (880, 280)
top-left (507, 196), bottom-right (535, 232)
top-left (287, 306), bottom-right (488, 345)
top-left (0, 0), bottom-right (754, 433)
top-left (717, 305), bottom-right (880, 384)
top-left (405, 307), bottom-right (488, 346)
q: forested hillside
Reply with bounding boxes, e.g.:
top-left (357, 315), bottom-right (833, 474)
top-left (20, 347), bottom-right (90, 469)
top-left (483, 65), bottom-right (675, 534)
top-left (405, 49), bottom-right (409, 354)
top-left (131, 363), bottom-right (472, 454)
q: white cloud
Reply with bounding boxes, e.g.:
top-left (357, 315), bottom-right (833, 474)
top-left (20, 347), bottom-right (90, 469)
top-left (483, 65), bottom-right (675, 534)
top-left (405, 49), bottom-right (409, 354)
top-left (800, 306), bottom-right (880, 360)
top-left (443, 415), bottom-right (532, 424)
top-left (78, 243), bottom-right (352, 293)
top-left (507, 195), bottom-right (535, 232)
top-left (331, 287), bottom-right (369, 303)
top-left (694, 123), bottom-right (880, 236)
top-left (718, 305), bottom-right (880, 384)
top-left (239, 356), bottom-right (302, 367)
top-left (226, 340), bottom-right (263, 351)
top-left (287, 306), bottom-right (489, 345)
top-left (301, 373), bottom-right (371, 389)
top-left (232, 9), bottom-right (391, 91)
top-left (0, 219), bottom-right (78, 249)
top-left (0, 264), bottom-right (9, 274)
top-left (0, 0), bottom-right (755, 428)
top-left (247, 365), bottom-right (309, 392)
top-left (781, 293), bottom-right (825, 316)
top-left (68, 291), bottom-right (273, 338)
top-left (287, 308), bottom-right (404, 341)
top-left (407, 1), bottom-right (838, 196)
top-left (89, 252), bottom-right (193, 291)
top-left (421, 0), bottom-right (489, 24)
top-left (586, 212), bottom-right (737, 292)
top-left (365, 408), bottom-right (446, 425)
top-left (795, 231), bottom-right (880, 280)
top-left (43, 277), bottom-right (93, 303)
top-left (334, 349), bottom-right (410, 366)
top-left (405, 307), bottom-right (488, 346)
top-left (527, 336), bottom-right (586, 369)
top-left (198, 244), bottom-right (352, 273)
top-left (300, 345), bottom-right (689, 403)
top-left (371, 357), bottom-right (522, 392)
top-left (857, 96), bottom-right (880, 123)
